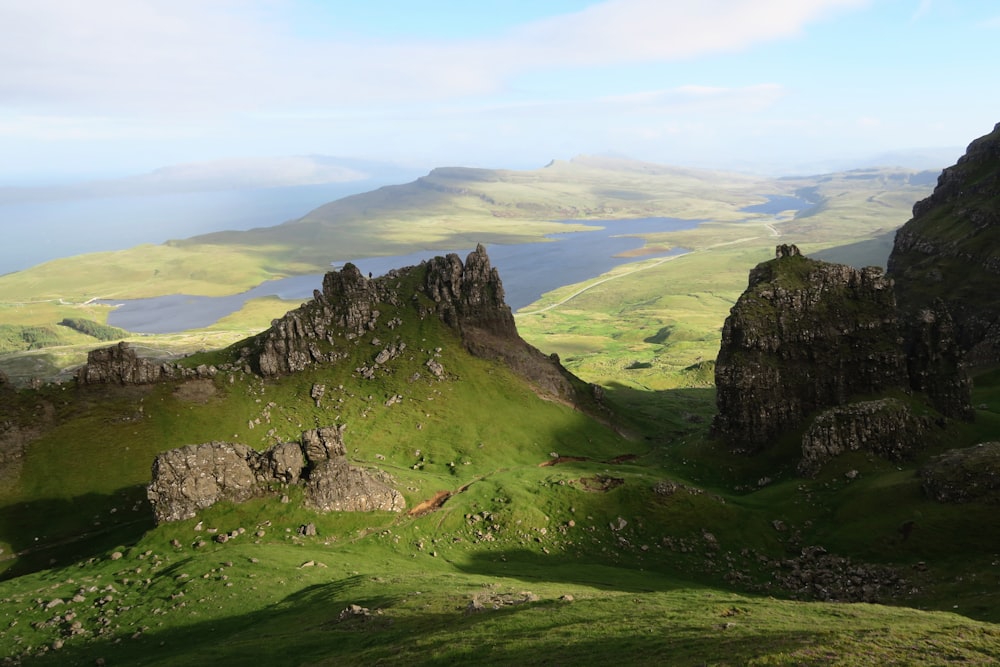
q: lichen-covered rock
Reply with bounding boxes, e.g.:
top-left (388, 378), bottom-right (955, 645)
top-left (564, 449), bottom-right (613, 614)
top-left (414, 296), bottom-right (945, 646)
top-left (713, 245), bottom-right (908, 450)
top-left (888, 122), bottom-right (1000, 366)
top-left (920, 442), bottom-right (1000, 504)
top-left (301, 425), bottom-right (346, 463)
top-left (76, 342), bottom-right (172, 385)
top-left (303, 458), bottom-right (405, 513)
top-left (147, 442), bottom-right (260, 523)
top-left (798, 399), bottom-right (930, 475)
top-left (147, 426), bottom-right (403, 524)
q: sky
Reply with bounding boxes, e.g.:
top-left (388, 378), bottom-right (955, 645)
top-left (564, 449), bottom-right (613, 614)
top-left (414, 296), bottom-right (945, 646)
top-left (1, 0), bottom-right (999, 184)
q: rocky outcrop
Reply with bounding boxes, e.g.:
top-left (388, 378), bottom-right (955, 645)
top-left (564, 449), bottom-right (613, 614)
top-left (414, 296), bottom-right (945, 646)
top-left (888, 122), bottom-right (1000, 366)
top-left (798, 399), bottom-right (930, 476)
top-left (76, 342), bottom-right (170, 385)
top-left (423, 247), bottom-right (517, 339)
top-left (713, 245), bottom-right (908, 450)
top-left (920, 442), bottom-right (1000, 504)
top-left (75, 341), bottom-right (220, 386)
top-left (147, 426), bottom-right (404, 523)
top-left (241, 244), bottom-right (580, 401)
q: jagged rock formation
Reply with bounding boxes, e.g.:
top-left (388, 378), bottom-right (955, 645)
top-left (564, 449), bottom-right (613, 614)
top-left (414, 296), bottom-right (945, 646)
top-left (798, 399), bottom-right (930, 476)
top-left (240, 244), bottom-right (580, 401)
top-left (76, 341), bottom-right (219, 386)
top-left (888, 122), bottom-right (1000, 366)
top-left (147, 426), bottom-right (404, 523)
top-left (713, 244), bottom-right (908, 451)
top-left (714, 244), bottom-right (970, 466)
top-left (920, 442), bottom-right (1000, 504)
top-left (76, 342), bottom-right (170, 385)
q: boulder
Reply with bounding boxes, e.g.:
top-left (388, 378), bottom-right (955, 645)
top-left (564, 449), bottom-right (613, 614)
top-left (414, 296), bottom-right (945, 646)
top-left (147, 426), bottom-right (403, 524)
top-left (76, 342), bottom-right (171, 385)
top-left (920, 442), bottom-right (1000, 504)
top-left (798, 399), bottom-right (930, 475)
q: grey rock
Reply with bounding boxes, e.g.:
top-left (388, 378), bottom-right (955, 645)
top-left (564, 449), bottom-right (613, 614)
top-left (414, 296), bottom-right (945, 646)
top-left (798, 398), bottom-right (930, 475)
top-left (147, 426), bottom-right (403, 523)
top-left (76, 342), bottom-right (173, 385)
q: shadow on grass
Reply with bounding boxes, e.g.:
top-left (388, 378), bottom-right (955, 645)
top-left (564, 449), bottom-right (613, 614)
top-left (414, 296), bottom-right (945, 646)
top-left (11, 568), bottom-right (840, 667)
top-left (0, 485), bottom-right (153, 580)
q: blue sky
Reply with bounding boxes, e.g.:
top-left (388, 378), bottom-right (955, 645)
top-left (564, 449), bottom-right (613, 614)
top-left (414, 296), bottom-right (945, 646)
top-left (1, 0), bottom-right (998, 183)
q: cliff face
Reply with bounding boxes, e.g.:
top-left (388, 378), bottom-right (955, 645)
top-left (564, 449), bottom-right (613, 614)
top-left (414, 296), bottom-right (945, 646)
top-left (713, 245), bottom-right (908, 450)
top-left (888, 122), bottom-right (1000, 366)
top-left (241, 244), bottom-right (579, 401)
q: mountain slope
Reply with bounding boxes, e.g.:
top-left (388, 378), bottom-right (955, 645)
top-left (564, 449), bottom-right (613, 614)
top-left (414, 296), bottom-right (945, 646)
top-left (888, 122), bottom-right (1000, 365)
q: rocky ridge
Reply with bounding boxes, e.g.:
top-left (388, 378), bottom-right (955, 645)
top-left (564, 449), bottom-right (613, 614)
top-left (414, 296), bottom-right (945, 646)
top-left (239, 243), bottom-right (580, 401)
top-left (147, 426), bottom-right (404, 524)
top-left (888, 121), bottom-right (1000, 366)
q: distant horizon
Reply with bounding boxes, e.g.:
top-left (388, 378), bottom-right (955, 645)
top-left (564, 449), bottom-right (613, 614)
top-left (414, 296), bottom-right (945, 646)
top-left (0, 144), bottom-right (961, 192)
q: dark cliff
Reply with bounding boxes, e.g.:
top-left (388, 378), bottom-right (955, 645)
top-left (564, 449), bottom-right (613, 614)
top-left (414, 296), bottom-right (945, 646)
top-left (888, 122), bottom-right (1000, 366)
top-left (713, 244), bottom-right (907, 451)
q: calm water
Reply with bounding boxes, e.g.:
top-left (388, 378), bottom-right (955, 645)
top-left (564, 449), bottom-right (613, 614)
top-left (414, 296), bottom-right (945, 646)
top-left (740, 194), bottom-right (815, 215)
top-left (104, 217), bottom-right (699, 333)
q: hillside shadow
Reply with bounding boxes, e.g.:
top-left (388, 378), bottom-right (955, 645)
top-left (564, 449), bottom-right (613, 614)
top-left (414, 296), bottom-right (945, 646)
top-left (598, 382), bottom-right (715, 445)
top-left (451, 547), bottom-right (682, 593)
top-left (0, 485), bottom-right (152, 580)
top-left (6, 572), bottom-right (839, 666)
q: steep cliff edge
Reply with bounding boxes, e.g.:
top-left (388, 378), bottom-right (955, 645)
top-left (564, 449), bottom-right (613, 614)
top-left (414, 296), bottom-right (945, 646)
top-left (888, 122), bottom-right (1000, 366)
top-left (713, 244), bottom-right (970, 468)
top-left (713, 244), bottom-right (908, 451)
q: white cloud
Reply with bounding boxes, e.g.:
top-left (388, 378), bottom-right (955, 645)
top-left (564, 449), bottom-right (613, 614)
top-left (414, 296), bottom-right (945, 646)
top-left (0, 0), bottom-right (864, 117)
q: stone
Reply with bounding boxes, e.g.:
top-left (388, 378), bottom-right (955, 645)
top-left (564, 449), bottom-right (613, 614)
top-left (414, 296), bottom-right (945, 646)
top-left (76, 342), bottom-right (173, 385)
top-left (147, 427), bottom-right (404, 523)
top-left (235, 245), bottom-right (584, 403)
top-left (798, 398), bottom-right (931, 476)
top-left (714, 245), bottom-right (970, 455)
top-left (303, 458), bottom-right (405, 513)
top-left (920, 442), bottom-right (1000, 504)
